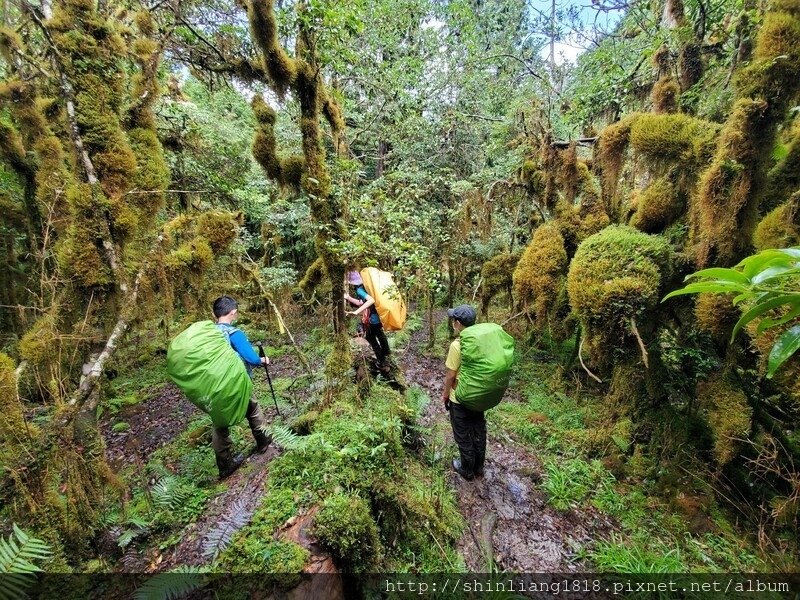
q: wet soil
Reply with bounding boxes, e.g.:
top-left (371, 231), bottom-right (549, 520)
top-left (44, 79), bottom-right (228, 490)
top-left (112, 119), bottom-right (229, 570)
top-left (403, 310), bottom-right (607, 572)
top-left (104, 312), bottom-right (607, 574)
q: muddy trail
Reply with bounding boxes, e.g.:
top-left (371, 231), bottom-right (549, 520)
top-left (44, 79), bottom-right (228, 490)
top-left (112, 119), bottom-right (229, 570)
top-left (403, 310), bottom-right (608, 572)
top-left (103, 313), bottom-right (607, 574)
top-left (101, 348), bottom-right (312, 572)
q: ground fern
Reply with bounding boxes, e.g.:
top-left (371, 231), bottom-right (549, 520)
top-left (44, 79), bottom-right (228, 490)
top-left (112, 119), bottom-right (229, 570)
top-left (0, 524), bottom-right (52, 600)
top-left (133, 566), bottom-right (208, 600)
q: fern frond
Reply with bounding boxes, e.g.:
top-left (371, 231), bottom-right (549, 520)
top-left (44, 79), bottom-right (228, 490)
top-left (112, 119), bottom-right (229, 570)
top-left (0, 525), bottom-right (51, 574)
top-left (117, 530), bottom-right (137, 549)
top-left (152, 476), bottom-right (192, 511)
top-left (201, 497), bottom-right (254, 562)
top-left (133, 566), bottom-right (207, 600)
top-left (268, 423), bottom-right (308, 451)
top-left (0, 525), bottom-right (51, 600)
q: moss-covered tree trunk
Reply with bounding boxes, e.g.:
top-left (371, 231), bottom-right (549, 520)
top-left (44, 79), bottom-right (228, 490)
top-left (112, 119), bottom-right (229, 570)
top-left (246, 0), bottom-right (350, 376)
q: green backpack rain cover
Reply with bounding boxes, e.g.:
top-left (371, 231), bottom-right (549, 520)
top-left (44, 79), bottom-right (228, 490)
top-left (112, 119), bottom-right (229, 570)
top-left (455, 322), bottom-right (515, 411)
top-left (166, 320), bottom-right (252, 428)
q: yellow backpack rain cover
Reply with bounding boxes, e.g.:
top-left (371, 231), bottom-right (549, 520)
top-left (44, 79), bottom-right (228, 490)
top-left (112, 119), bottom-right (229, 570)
top-left (360, 267), bottom-right (407, 331)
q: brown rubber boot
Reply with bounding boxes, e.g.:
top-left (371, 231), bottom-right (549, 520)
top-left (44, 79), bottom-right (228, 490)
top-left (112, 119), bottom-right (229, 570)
top-left (216, 451), bottom-right (245, 480)
top-left (254, 430), bottom-right (272, 454)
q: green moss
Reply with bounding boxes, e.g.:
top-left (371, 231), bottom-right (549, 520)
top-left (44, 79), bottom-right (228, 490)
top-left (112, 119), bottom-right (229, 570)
top-left (567, 225), bottom-right (673, 367)
top-left (127, 127), bottom-right (169, 222)
top-left (479, 251), bottom-right (520, 314)
top-left (246, 0), bottom-right (297, 97)
top-left (678, 42), bottom-right (703, 91)
top-left (694, 293), bottom-right (740, 342)
top-left (298, 257), bottom-right (325, 296)
top-left (630, 113), bottom-right (719, 170)
top-left (196, 211), bottom-right (239, 253)
top-left (513, 224), bottom-right (568, 328)
top-left (753, 194), bottom-right (800, 250)
top-left (596, 113), bottom-right (641, 216)
top-left (314, 493), bottom-right (381, 571)
top-left (630, 177), bottom-right (682, 233)
top-left (693, 98), bottom-right (772, 267)
top-left (765, 120), bottom-right (800, 210)
top-left (0, 353), bottom-right (28, 461)
top-left (652, 76), bottom-right (680, 114)
top-left (697, 376), bottom-right (752, 467)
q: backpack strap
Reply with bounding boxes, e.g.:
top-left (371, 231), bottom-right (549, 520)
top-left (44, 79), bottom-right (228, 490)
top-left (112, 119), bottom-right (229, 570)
top-left (215, 322), bottom-right (239, 346)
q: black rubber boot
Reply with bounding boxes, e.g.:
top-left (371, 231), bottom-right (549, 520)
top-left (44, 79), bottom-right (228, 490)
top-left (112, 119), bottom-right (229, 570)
top-left (452, 458), bottom-right (474, 481)
top-left (254, 430), bottom-right (272, 454)
top-left (217, 452), bottom-right (245, 480)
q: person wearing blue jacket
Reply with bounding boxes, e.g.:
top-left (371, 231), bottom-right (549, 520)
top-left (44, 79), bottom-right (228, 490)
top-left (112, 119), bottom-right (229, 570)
top-left (212, 296), bottom-right (271, 478)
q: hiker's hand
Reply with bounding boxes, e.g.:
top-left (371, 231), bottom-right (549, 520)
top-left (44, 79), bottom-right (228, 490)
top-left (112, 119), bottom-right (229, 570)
top-left (261, 356), bottom-right (269, 365)
top-left (346, 310), bottom-right (357, 316)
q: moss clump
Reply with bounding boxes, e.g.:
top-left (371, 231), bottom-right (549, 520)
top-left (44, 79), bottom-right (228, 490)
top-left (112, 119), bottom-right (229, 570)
top-left (479, 251), bottom-right (520, 315)
top-left (513, 224), bottom-right (568, 327)
top-left (630, 177), bottom-right (682, 233)
top-left (567, 225), bottom-right (673, 367)
top-left (765, 122), bottom-right (800, 210)
top-left (693, 99), bottom-right (771, 267)
top-left (0, 353), bottom-right (28, 463)
top-left (697, 376), bottom-right (752, 467)
top-left (678, 42), bottom-right (703, 91)
top-left (694, 293), bottom-right (740, 342)
top-left (753, 194), bottom-right (800, 250)
top-left (298, 257), bottom-right (326, 296)
top-left (652, 76), bottom-right (680, 114)
top-left (196, 211), bottom-right (239, 253)
top-left (246, 0), bottom-right (297, 97)
top-left (630, 113), bottom-right (719, 170)
top-left (314, 493), bottom-right (381, 572)
top-left (56, 184), bottom-right (113, 288)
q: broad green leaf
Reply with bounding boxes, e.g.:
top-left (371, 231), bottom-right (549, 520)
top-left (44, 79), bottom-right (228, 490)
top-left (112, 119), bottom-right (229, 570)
top-left (756, 302), bottom-right (800, 334)
top-left (663, 282), bottom-right (747, 301)
top-left (731, 294), bottom-right (797, 341)
top-left (767, 324), bottom-right (800, 378)
top-left (739, 250), bottom-right (795, 279)
top-left (685, 267), bottom-right (750, 285)
top-left (752, 265), bottom-right (800, 285)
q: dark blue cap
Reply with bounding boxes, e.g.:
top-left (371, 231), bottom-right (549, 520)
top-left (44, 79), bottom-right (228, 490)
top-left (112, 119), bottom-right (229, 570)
top-left (447, 304), bottom-right (476, 326)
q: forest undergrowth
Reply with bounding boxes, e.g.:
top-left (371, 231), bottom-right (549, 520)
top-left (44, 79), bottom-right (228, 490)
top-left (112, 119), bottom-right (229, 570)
top-left (30, 303), bottom-right (783, 594)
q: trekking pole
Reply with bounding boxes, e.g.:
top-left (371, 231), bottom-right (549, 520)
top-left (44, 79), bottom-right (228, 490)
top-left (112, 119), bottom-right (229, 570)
top-left (256, 341), bottom-right (281, 417)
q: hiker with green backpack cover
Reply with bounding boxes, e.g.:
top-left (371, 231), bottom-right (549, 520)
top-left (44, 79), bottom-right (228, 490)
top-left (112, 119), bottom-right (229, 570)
top-left (442, 304), bottom-right (515, 480)
top-left (167, 296), bottom-right (272, 480)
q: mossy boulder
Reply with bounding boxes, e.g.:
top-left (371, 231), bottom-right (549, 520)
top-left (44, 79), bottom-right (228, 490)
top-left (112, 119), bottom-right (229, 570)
top-left (567, 225), bottom-right (673, 367)
top-left (314, 493), bottom-right (380, 571)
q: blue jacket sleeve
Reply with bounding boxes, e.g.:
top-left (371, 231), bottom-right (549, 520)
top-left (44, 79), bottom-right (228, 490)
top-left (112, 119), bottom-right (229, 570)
top-left (229, 330), bottom-right (262, 367)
